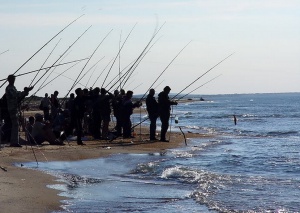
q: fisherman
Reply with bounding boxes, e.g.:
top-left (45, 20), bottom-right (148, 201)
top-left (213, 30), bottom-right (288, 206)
top-left (112, 89), bottom-right (123, 137)
top-left (121, 90), bottom-right (141, 138)
top-left (98, 88), bottom-right (114, 140)
top-left (91, 87), bottom-right (102, 139)
top-left (158, 86), bottom-right (177, 142)
top-left (40, 93), bottom-right (51, 121)
top-left (65, 93), bottom-right (75, 113)
top-left (31, 113), bottom-right (64, 145)
top-left (72, 88), bottom-right (86, 145)
top-left (5, 74), bottom-right (33, 147)
top-left (50, 90), bottom-right (60, 121)
top-left (146, 88), bottom-right (159, 141)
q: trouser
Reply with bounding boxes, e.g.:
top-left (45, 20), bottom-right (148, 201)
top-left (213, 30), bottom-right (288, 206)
top-left (123, 115), bottom-right (132, 138)
top-left (92, 113), bottom-right (101, 139)
top-left (149, 114), bottom-right (158, 139)
top-left (76, 117), bottom-right (83, 143)
top-left (160, 112), bottom-right (170, 140)
top-left (9, 110), bottom-right (19, 145)
top-left (114, 114), bottom-right (122, 136)
top-left (43, 108), bottom-right (50, 121)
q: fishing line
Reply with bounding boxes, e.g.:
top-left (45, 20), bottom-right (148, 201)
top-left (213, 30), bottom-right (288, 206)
top-left (139, 40), bottom-right (192, 102)
top-left (177, 74), bottom-right (222, 101)
top-left (172, 53), bottom-right (235, 100)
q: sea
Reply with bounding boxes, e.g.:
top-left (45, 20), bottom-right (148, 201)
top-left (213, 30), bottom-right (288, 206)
top-left (21, 93), bottom-right (300, 213)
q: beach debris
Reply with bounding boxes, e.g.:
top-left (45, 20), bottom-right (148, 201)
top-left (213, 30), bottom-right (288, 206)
top-left (0, 166), bottom-right (7, 172)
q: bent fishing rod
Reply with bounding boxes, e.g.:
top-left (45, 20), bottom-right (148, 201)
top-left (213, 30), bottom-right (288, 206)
top-left (0, 58), bottom-right (89, 82)
top-left (171, 53), bottom-right (235, 100)
top-left (0, 14), bottom-right (84, 88)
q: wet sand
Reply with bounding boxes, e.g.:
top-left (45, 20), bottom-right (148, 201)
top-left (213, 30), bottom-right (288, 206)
top-left (0, 110), bottom-right (210, 213)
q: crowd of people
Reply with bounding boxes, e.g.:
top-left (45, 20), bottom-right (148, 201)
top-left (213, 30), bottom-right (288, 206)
top-left (0, 74), bottom-right (178, 147)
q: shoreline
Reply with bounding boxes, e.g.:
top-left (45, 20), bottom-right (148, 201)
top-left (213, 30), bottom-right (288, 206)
top-left (0, 124), bottom-right (212, 213)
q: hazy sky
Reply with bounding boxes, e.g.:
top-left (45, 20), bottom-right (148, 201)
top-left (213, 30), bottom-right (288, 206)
top-left (1, 0), bottom-right (299, 97)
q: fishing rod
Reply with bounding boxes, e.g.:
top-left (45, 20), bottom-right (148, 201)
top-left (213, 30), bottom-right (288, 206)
top-left (31, 25), bottom-right (92, 88)
top-left (153, 79), bottom-right (165, 90)
top-left (101, 24), bottom-right (137, 88)
top-left (91, 58), bottom-right (114, 88)
top-left (116, 24), bottom-right (165, 90)
top-left (118, 31), bottom-right (122, 91)
top-left (0, 49), bottom-right (9, 56)
top-left (138, 40), bottom-right (192, 102)
top-left (177, 74), bottom-right (222, 101)
top-left (132, 83), bottom-right (143, 91)
top-left (107, 35), bottom-right (163, 92)
top-left (67, 29), bottom-right (113, 96)
top-left (121, 36), bottom-right (163, 89)
top-left (85, 65), bottom-right (99, 88)
top-left (0, 58), bottom-right (89, 82)
top-left (171, 53), bottom-right (234, 100)
top-left (29, 38), bottom-right (62, 87)
top-left (36, 60), bottom-right (83, 92)
top-left (85, 57), bottom-right (105, 88)
top-left (33, 50), bottom-right (72, 93)
top-left (24, 51), bottom-right (73, 105)
top-left (105, 22), bottom-right (165, 91)
top-left (75, 56), bottom-right (105, 89)
top-left (0, 14), bottom-right (84, 88)
top-left (104, 59), bottom-right (135, 91)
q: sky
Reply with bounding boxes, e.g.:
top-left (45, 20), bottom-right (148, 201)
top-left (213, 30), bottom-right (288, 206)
top-left (1, 0), bottom-right (300, 97)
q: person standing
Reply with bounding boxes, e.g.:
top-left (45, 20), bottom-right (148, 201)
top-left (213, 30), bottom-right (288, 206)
top-left (121, 90), bottom-right (141, 138)
top-left (158, 86), bottom-right (177, 142)
top-left (5, 74), bottom-right (33, 147)
top-left (146, 88), bottom-right (159, 141)
top-left (72, 88), bottom-right (86, 145)
top-left (50, 90), bottom-right (60, 121)
top-left (98, 88), bottom-right (113, 140)
top-left (40, 93), bottom-right (51, 121)
top-left (112, 90), bottom-right (123, 137)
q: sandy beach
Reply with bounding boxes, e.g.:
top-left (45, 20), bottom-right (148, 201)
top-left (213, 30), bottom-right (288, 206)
top-left (0, 113), bottom-right (210, 213)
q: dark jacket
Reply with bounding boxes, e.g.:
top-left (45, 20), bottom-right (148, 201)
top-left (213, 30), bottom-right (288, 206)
top-left (146, 94), bottom-right (158, 116)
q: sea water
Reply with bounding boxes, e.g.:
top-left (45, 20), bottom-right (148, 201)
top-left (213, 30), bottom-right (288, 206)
top-left (22, 93), bottom-right (300, 212)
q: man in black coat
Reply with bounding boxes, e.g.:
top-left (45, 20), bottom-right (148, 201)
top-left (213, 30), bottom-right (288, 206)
top-left (72, 88), bottom-right (85, 145)
top-left (121, 91), bottom-right (141, 138)
top-left (146, 88), bottom-right (159, 141)
top-left (158, 86), bottom-right (177, 142)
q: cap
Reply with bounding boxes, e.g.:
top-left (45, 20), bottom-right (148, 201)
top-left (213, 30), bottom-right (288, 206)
top-left (164, 86), bottom-right (171, 91)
